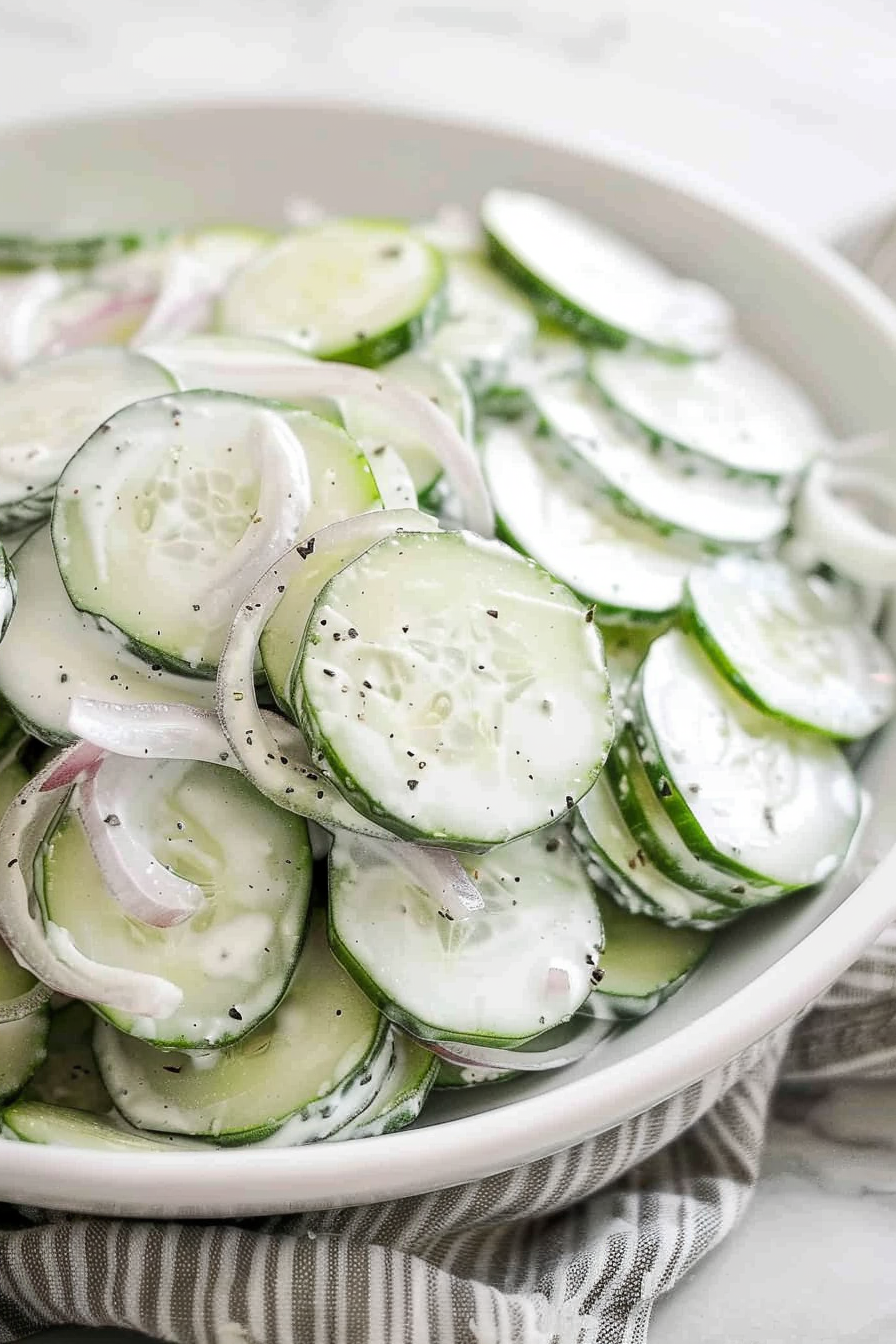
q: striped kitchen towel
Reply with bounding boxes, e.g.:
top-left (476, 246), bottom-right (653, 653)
top-left (1, 217), bottom-right (896, 1344)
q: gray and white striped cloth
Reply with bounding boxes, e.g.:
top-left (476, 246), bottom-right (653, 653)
top-left (2, 219), bottom-right (896, 1344)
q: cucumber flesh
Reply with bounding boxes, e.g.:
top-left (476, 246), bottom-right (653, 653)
top-left (41, 759), bottom-right (312, 1048)
top-left (23, 1002), bottom-right (111, 1114)
top-left (0, 1008), bottom-right (49, 1102)
top-left (636, 629), bottom-right (861, 889)
top-left (588, 885), bottom-right (712, 1019)
top-left (483, 421), bottom-right (697, 623)
top-left (334, 1030), bottom-right (437, 1138)
top-left (298, 529), bottom-right (613, 847)
top-left (686, 556), bottom-right (896, 740)
top-left (574, 777), bottom-right (738, 928)
top-left (260, 513), bottom-right (439, 715)
top-left (426, 252), bottom-right (537, 393)
top-left (52, 393), bottom-right (380, 674)
top-left (328, 826), bottom-right (603, 1046)
top-left (93, 913), bottom-right (388, 1143)
top-left (601, 625), bottom-right (660, 704)
top-left (535, 378), bottom-right (789, 548)
top-left (592, 345), bottom-right (827, 480)
top-left (482, 189), bottom-right (730, 358)
top-left (218, 221), bottom-right (446, 366)
top-left (0, 348), bottom-right (174, 529)
top-left (3, 1101), bottom-right (201, 1150)
top-left (0, 528), bottom-right (216, 745)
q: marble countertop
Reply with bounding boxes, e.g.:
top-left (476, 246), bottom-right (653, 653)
top-left (1, 2), bottom-right (895, 1340)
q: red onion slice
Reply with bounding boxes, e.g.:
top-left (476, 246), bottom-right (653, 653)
top-left (0, 744), bottom-right (183, 1017)
top-left (76, 760), bottom-right (203, 928)
top-left (421, 1012), bottom-right (613, 1073)
top-left (129, 251), bottom-right (217, 346)
top-left (68, 699), bottom-right (233, 767)
top-left (215, 509), bottom-right (436, 838)
top-left (0, 269), bottom-right (65, 372)
top-left (39, 740), bottom-right (105, 792)
top-left (361, 835), bottom-right (484, 920)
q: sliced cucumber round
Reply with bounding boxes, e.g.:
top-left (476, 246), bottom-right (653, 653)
top-left (218, 220), bottom-right (446, 366)
top-left (426, 252), bottom-right (537, 394)
top-left (482, 189), bottom-right (730, 358)
top-left (481, 323), bottom-right (587, 418)
top-left (52, 392), bottom-right (380, 675)
top-left (40, 759), bottom-right (312, 1048)
top-left (592, 345), bottom-right (827, 481)
top-left (94, 913), bottom-right (389, 1143)
top-left (260, 512), bottom-right (438, 715)
top-left (0, 347), bottom-right (175, 531)
top-left (589, 885), bottom-right (713, 1020)
top-left (685, 557), bottom-right (896, 740)
top-left (634, 629), bottom-right (861, 889)
top-left (0, 528), bottom-right (216, 744)
top-left (0, 232), bottom-right (162, 274)
top-left (535, 378), bottom-right (789, 548)
top-left (23, 1001), bottom-right (111, 1114)
top-left (0, 1008), bottom-right (49, 1102)
top-left (329, 826), bottom-right (603, 1046)
top-left (297, 529), bottom-right (613, 847)
top-left (341, 351), bottom-right (472, 497)
top-left (333, 1030), bottom-right (437, 1138)
top-left (574, 777), bottom-right (738, 928)
top-left (482, 420), bottom-right (698, 623)
top-left (3, 1101), bottom-right (200, 1150)
top-left (601, 625), bottom-right (660, 704)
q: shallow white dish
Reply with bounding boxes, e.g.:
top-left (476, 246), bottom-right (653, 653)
top-left (0, 101), bottom-right (895, 1217)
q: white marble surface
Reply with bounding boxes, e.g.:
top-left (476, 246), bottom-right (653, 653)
top-left (1, 1), bottom-right (895, 1340)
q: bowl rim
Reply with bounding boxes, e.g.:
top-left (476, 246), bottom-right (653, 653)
top-left (1, 96), bottom-right (896, 1215)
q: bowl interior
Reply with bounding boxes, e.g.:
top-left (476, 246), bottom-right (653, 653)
top-left (1, 102), bottom-right (895, 1195)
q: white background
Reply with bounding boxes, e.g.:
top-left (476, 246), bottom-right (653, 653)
top-left (1, 1), bottom-right (895, 1340)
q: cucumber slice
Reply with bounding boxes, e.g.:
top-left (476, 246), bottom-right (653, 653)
top-left (685, 557), bottom-right (896, 740)
top-left (334, 1030), bottom-right (437, 1138)
top-left (481, 324), bottom-right (587, 418)
top-left (607, 733), bottom-right (778, 905)
top-left (329, 826), bottom-right (603, 1046)
top-left (297, 529), bottom-right (613, 847)
top-left (0, 347), bottom-right (175, 530)
top-left (482, 421), bottom-right (698, 624)
top-left (3, 1101), bottom-right (201, 1150)
top-left (635, 629), bottom-right (861, 889)
top-left (0, 528), bottom-right (216, 745)
top-left (0, 1009), bottom-right (49, 1102)
top-left (23, 1002), bottom-right (111, 1113)
top-left (589, 886), bottom-right (713, 1020)
top-left (260, 512), bottom-right (439, 715)
top-left (535, 378), bottom-right (789, 548)
top-left (93, 913), bottom-right (389, 1143)
top-left (434, 1060), bottom-right (518, 1088)
top-left (0, 927), bottom-right (41, 1007)
top-left (341, 351), bottom-right (473, 497)
top-left (0, 232), bottom-right (161, 274)
top-left (482, 190), bottom-right (730, 358)
top-left (52, 392), bottom-right (380, 675)
top-left (601, 625), bottom-right (660, 704)
top-left (574, 778), bottom-right (737, 929)
top-left (40, 759), bottom-right (312, 1048)
top-left (218, 221), bottom-right (446, 366)
top-left (426, 252), bottom-right (537, 393)
top-left (592, 345), bottom-right (827, 481)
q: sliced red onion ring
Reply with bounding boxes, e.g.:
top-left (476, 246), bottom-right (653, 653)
top-left (129, 251), bottom-right (217, 346)
top-left (40, 739), bottom-right (105, 792)
top-left (197, 407), bottom-right (312, 627)
top-left (0, 743), bottom-right (183, 1017)
top-left (0, 269), bottom-right (65, 372)
top-left (0, 979), bottom-right (52, 1023)
top-left (40, 288), bottom-right (158, 359)
top-left (68, 699), bottom-right (233, 767)
top-left (793, 455), bottom-right (896, 586)
top-left (361, 835), bottom-right (484, 920)
top-left (421, 1012), bottom-right (614, 1073)
top-left (76, 759), bottom-right (203, 928)
top-left (215, 509), bottom-right (437, 838)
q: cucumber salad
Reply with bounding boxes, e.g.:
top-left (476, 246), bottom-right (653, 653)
top-left (0, 191), bottom-right (890, 1153)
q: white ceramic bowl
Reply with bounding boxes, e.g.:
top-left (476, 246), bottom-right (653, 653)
top-left (1, 102), bottom-right (895, 1218)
